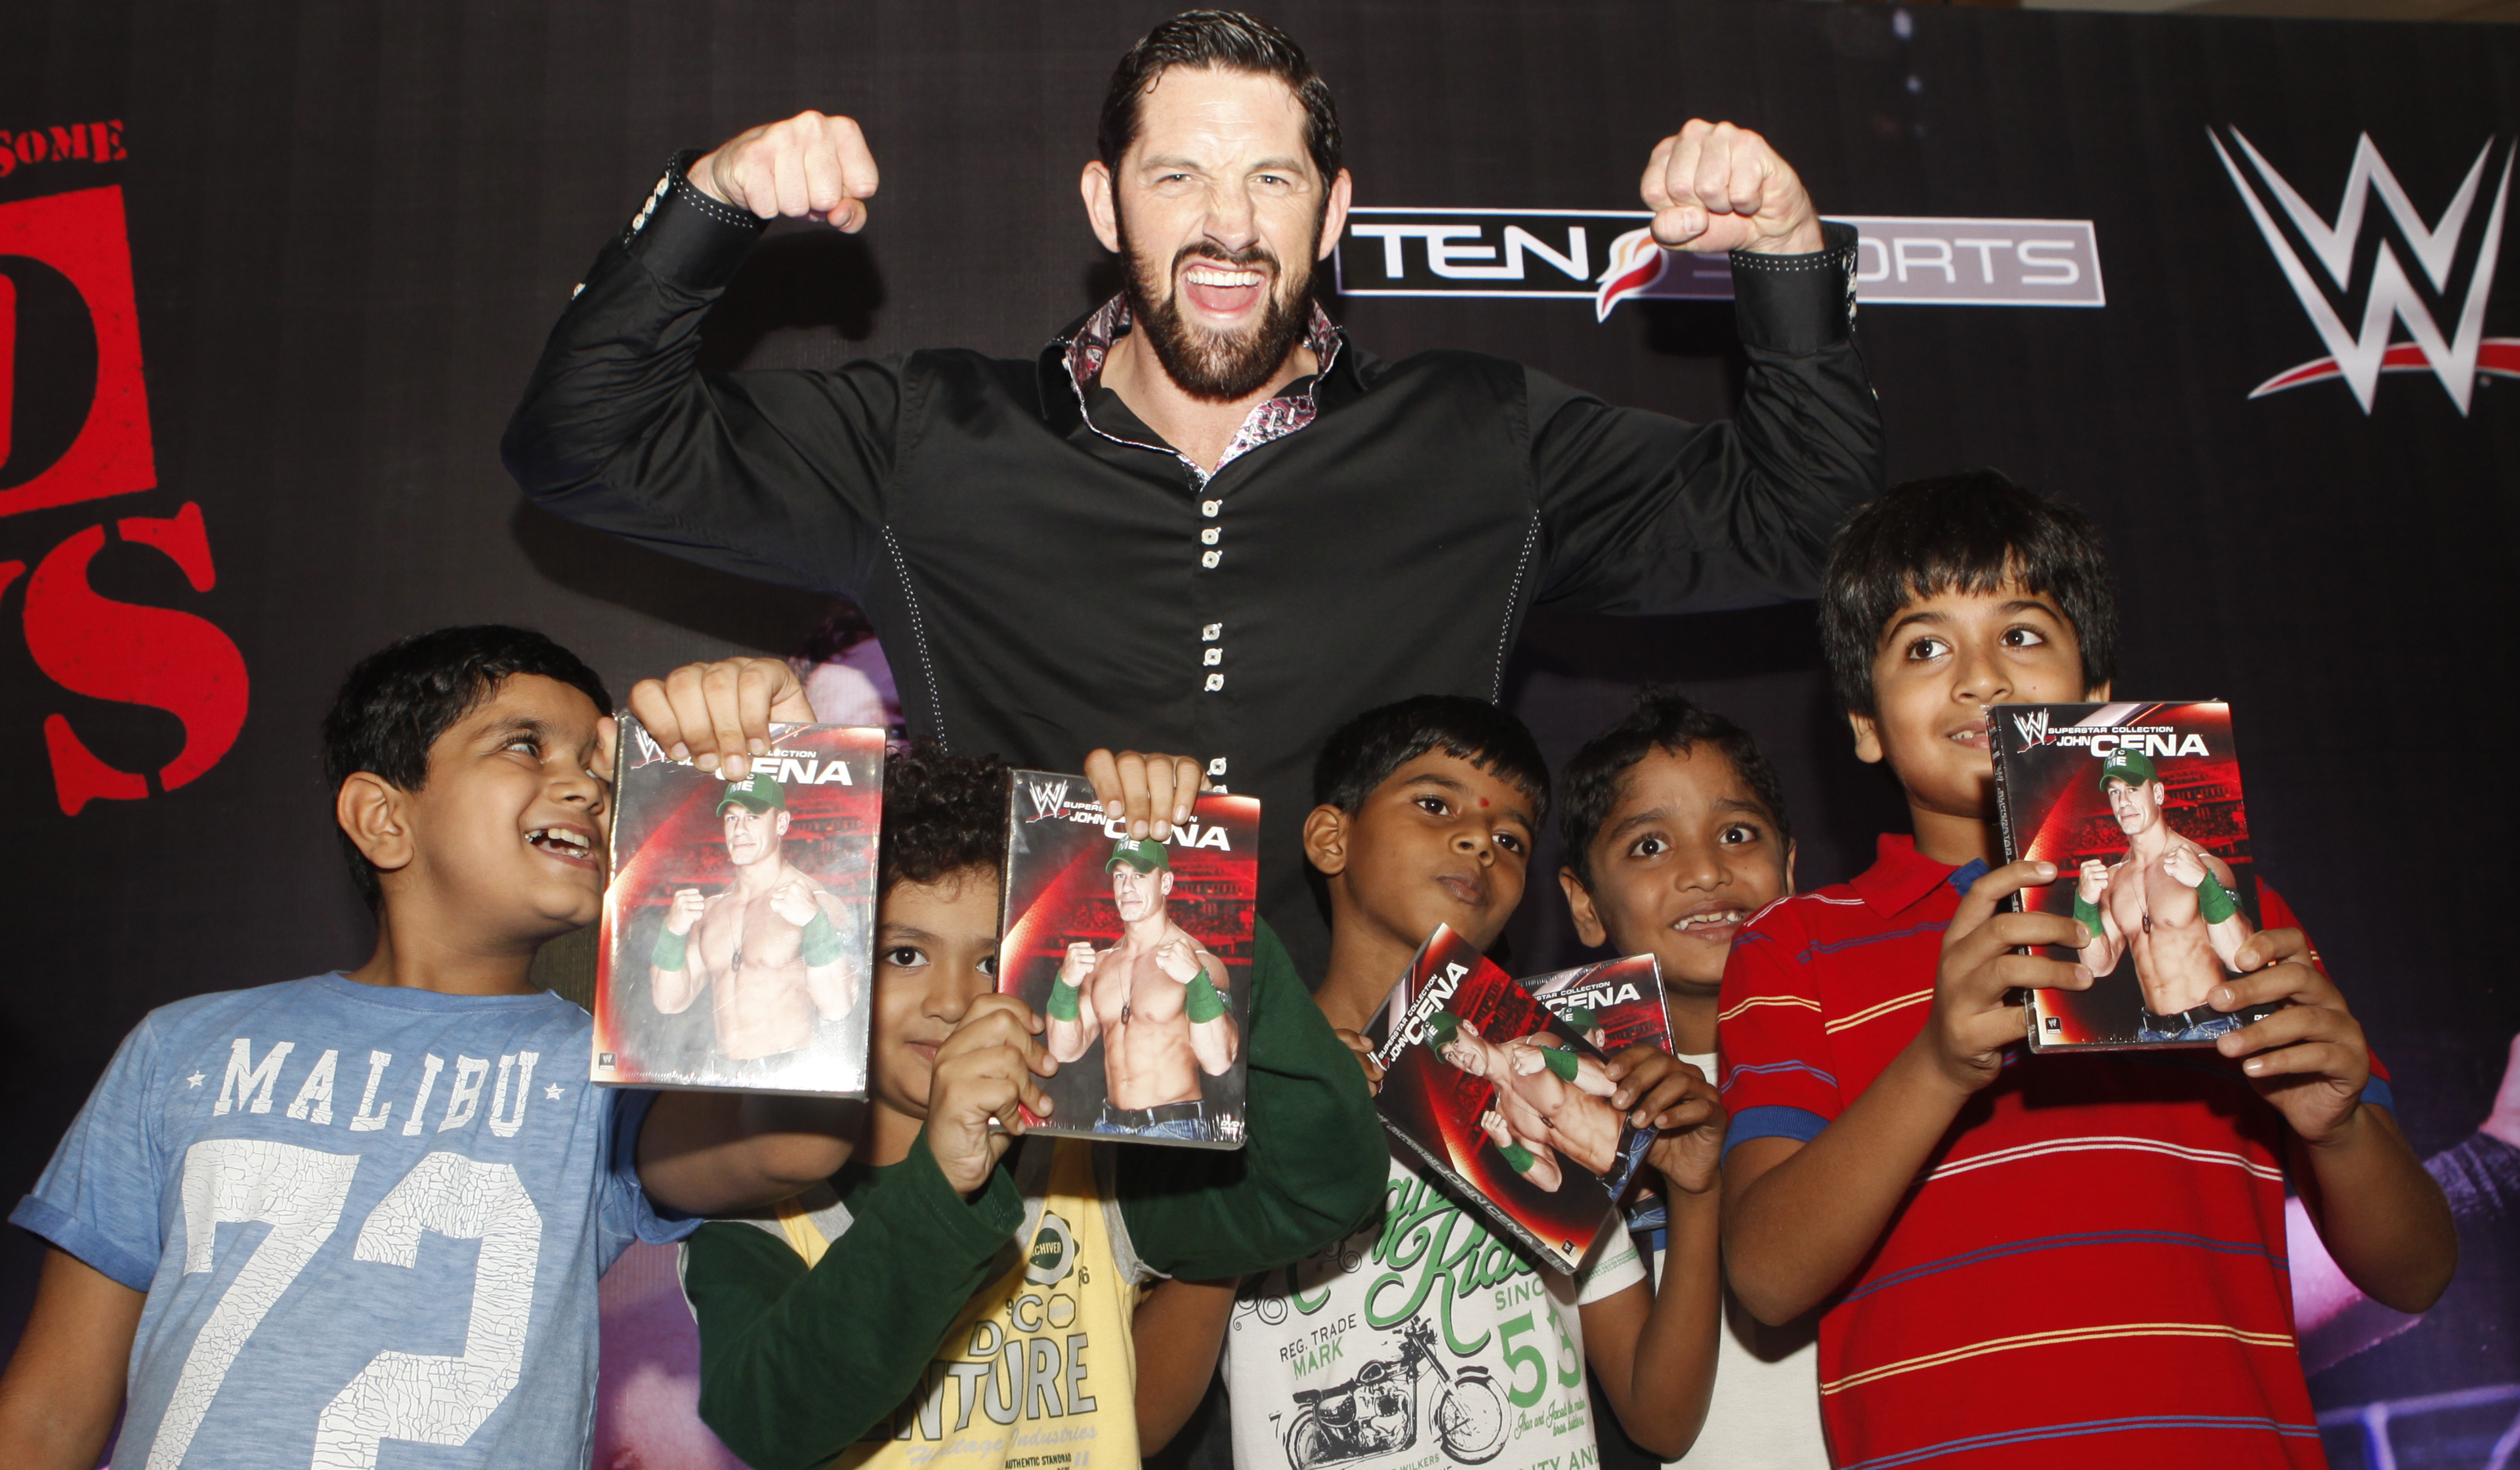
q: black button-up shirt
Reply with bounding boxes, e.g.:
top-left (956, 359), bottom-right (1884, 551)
top-left (504, 159), bottom-right (1886, 975)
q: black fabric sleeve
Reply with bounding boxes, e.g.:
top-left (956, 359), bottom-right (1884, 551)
top-left (1116, 921), bottom-right (1387, 1280)
top-left (2430, 1133), bottom-right (2520, 1226)
top-left (500, 154), bottom-right (902, 598)
top-left (684, 1137), bottom-right (1024, 1470)
top-left (1527, 220), bottom-right (1884, 615)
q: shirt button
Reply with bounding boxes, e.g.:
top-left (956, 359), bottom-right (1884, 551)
top-left (1204, 673), bottom-right (1225, 692)
top-left (1200, 550), bottom-right (1221, 569)
top-left (1207, 757), bottom-right (1229, 778)
top-left (1202, 623), bottom-right (1221, 641)
top-left (1200, 528), bottom-right (1220, 546)
top-left (1203, 648), bottom-right (1223, 666)
top-left (1202, 499), bottom-right (1221, 517)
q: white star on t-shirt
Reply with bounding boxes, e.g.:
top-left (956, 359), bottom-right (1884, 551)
top-left (186, 1071), bottom-right (205, 1087)
top-left (544, 1083), bottom-right (565, 1100)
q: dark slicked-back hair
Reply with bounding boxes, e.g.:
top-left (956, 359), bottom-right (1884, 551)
top-left (1099, 10), bottom-right (1341, 182)
top-left (322, 625), bottom-right (612, 908)
top-left (1312, 695), bottom-right (1550, 819)
top-left (1820, 471), bottom-right (2118, 718)
top-left (879, 742), bottom-right (1008, 898)
top-left (1559, 688), bottom-right (1791, 890)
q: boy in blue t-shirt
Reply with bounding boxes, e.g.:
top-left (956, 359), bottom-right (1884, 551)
top-left (0, 626), bottom-right (852, 1469)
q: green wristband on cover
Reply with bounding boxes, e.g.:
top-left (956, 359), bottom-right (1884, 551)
top-left (2193, 869), bottom-right (2238, 925)
top-left (1183, 972), bottom-right (1227, 1024)
top-left (2073, 893), bottom-right (2105, 942)
top-left (1499, 1141), bottom-right (1538, 1174)
top-left (1541, 1047), bottom-right (1580, 1082)
top-left (797, 908), bottom-right (844, 966)
top-left (1047, 978), bottom-right (1082, 1022)
top-left (651, 926), bottom-right (689, 971)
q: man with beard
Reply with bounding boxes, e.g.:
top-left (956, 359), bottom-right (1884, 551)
top-left (506, 10), bottom-right (1885, 978)
top-left (2072, 749), bottom-right (2260, 1041)
top-left (652, 774), bottom-right (860, 1064)
top-left (1427, 1011), bottom-right (1629, 1192)
top-left (1044, 837), bottom-right (1239, 1139)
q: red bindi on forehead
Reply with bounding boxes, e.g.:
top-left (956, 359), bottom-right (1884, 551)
top-left (1478, 797), bottom-right (1488, 808)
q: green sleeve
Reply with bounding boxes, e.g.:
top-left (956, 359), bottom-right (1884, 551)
top-left (1117, 920), bottom-right (1387, 1280)
top-left (687, 1137), bottom-right (1023, 1470)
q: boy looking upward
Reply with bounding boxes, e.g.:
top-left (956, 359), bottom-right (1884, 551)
top-left (0, 627), bottom-right (850, 1470)
top-left (1556, 689), bottom-right (1822, 1469)
top-left (677, 743), bottom-right (1385, 1470)
top-left (1719, 473), bottom-right (2456, 1465)
top-left (1158, 695), bottom-right (1726, 1467)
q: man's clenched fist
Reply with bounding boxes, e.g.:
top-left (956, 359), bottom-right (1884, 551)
top-left (689, 110), bottom-right (880, 232)
top-left (664, 887), bottom-right (708, 937)
top-left (1641, 119), bottom-right (1823, 256)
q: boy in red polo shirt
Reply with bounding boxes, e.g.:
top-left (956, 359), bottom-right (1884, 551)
top-left (1716, 472), bottom-right (2456, 1468)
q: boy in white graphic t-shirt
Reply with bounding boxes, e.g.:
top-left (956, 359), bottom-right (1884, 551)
top-left (0, 628), bottom-right (852, 1469)
top-left (1557, 688), bottom-right (1818, 1469)
top-left (1144, 695), bottom-right (1728, 1469)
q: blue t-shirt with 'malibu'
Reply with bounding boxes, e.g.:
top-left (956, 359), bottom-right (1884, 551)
top-left (10, 973), bottom-right (694, 1469)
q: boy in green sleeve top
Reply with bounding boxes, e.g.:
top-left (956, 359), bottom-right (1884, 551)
top-left (679, 744), bottom-right (1385, 1470)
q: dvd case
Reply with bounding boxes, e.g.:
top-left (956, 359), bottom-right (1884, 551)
top-left (591, 717), bottom-right (881, 1095)
top-left (997, 772), bottom-right (1259, 1148)
top-left (1372, 926), bottom-right (1653, 1270)
top-left (1989, 701), bottom-right (2278, 1051)
top-left (1519, 954), bottom-right (1673, 1055)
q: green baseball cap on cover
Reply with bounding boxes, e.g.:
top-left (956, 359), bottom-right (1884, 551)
top-left (2097, 748), bottom-right (2158, 792)
top-left (1106, 837), bottom-right (1171, 873)
top-left (716, 774), bottom-right (788, 816)
top-left (1422, 1009), bottom-right (1463, 1051)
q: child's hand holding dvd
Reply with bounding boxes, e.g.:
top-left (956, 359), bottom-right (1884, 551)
top-left (1925, 861), bottom-right (2094, 1091)
top-left (1607, 1047), bottom-right (1723, 1194)
top-left (2210, 928), bottom-right (2374, 1144)
top-left (926, 994), bottom-right (1060, 1196)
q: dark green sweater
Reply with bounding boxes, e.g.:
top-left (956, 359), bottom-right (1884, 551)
top-left (682, 921), bottom-right (1382, 1470)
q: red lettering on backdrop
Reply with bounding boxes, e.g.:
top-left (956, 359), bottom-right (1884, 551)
top-left (24, 505), bottom-right (249, 815)
top-left (0, 186), bottom-right (155, 516)
top-left (0, 175), bottom-right (252, 815)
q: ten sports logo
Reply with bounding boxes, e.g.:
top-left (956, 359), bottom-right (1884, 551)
top-left (1334, 209), bottom-right (2105, 314)
top-left (2214, 128), bottom-right (2518, 414)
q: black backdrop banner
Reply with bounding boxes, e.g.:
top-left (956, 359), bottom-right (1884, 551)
top-left (1, 3), bottom-right (2515, 1462)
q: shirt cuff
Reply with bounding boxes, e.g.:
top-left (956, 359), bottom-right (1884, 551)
top-left (2360, 1074), bottom-right (2395, 1114)
top-left (1721, 1104), bottom-right (1832, 1162)
top-left (1729, 219), bottom-right (1859, 357)
top-left (9, 1194), bottom-right (157, 1292)
top-left (621, 149), bottom-right (768, 293)
top-left (894, 1133), bottom-right (1026, 1250)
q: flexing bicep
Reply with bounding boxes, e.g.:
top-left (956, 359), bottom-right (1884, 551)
top-left (0, 1248), bottom-right (144, 1470)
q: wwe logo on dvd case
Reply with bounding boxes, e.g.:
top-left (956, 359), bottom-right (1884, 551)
top-left (996, 772), bottom-right (1259, 1148)
top-left (1374, 926), bottom-right (1653, 1270)
top-left (592, 717), bottom-right (882, 1095)
top-left (1988, 701), bottom-right (2281, 1051)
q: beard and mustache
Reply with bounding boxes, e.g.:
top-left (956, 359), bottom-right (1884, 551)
top-left (1117, 207), bottom-right (1322, 403)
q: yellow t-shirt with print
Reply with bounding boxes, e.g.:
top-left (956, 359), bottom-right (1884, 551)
top-left (766, 1139), bottom-right (1144, 1470)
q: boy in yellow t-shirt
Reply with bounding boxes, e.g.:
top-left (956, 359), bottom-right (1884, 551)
top-left (679, 744), bottom-right (1384, 1470)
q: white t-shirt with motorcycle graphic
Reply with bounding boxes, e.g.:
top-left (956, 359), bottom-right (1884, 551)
top-left (1223, 1150), bottom-right (1645, 1470)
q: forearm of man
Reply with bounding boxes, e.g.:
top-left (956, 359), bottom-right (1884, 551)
top-left (2292, 1104), bottom-right (2458, 1313)
top-left (1120, 927), bottom-right (1385, 1278)
top-left (804, 959), bottom-right (854, 1020)
top-left (2208, 916), bottom-right (2253, 971)
top-left (1045, 1012), bottom-right (1093, 1064)
top-left (1724, 1039), bottom-right (1973, 1324)
top-left (652, 961), bottom-right (701, 1015)
top-left (638, 1091), bottom-right (858, 1215)
top-left (1586, 1188), bottom-right (1724, 1460)
top-left (0, 1248), bottom-right (144, 1470)
top-left (1516, 1140), bottom-right (1564, 1192)
top-left (690, 1139), bottom-right (1020, 1470)
top-left (499, 172), bottom-right (899, 593)
top-left (1191, 1015), bottom-right (1238, 1075)
top-left (1131, 1278), bottom-right (1238, 1454)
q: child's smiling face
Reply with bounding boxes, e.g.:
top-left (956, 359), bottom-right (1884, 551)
top-left (1561, 744), bottom-right (1793, 996)
top-left (1852, 577), bottom-right (2102, 824)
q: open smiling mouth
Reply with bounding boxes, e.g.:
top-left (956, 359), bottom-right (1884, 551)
top-left (526, 826), bottom-right (597, 865)
top-left (1182, 262), bottom-right (1267, 314)
top-left (1673, 909), bottom-right (1746, 935)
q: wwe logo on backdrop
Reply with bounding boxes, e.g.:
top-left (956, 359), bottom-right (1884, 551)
top-left (2012, 710), bottom-right (2052, 753)
top-left (2214, 128), bottom-right (2519, 414)
top-left (1026, 778), bottom-right (1070, 822)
